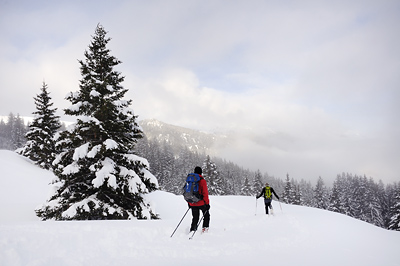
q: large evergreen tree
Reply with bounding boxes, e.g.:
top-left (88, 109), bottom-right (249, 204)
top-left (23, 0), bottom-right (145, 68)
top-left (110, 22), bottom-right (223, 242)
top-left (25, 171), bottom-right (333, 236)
top-left (203, 155), bottom-right (223, 195)
top-left (314, 176), bottom-right (329, 209)
top-left (298, 179), bottom-right (314, 207)
top-left (17, 82), bottom-right (60, 169)
top-left (388, 185), bottom-right (400, 231)
top-left (0, 112), bottom-right (27, 150)
top-left (282, 173), bottom-right (296, 204)
top-left (364, 177), bottom-right (384, 227)
top-left (293, 185), bottom-right (303, 205)
top-left (0, 117), bottom-right (10, 149)
top-left (328, 177), bottom-right (346, 213)
top-left (36, 24), bottom-right (158, 220)
top-left (0, 119), bottom-right (6, 149)
top-left (241, 177), bottom-right (252, 196)
top-left (159, 141), bottom-right (177, 192)
top-left (12, 114), bottom-right (26, 149)
top-left (252, 169), bottom-right (264, 196)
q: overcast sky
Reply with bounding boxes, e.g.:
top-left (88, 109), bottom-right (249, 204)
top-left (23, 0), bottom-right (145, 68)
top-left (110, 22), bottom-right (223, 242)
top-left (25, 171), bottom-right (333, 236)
top-left (1, 0), bottom-right (399, 184)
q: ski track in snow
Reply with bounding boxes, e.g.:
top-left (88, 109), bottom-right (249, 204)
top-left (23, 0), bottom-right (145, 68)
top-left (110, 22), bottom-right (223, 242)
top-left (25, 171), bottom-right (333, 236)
top-left (1, 150), bottom-right (399, 266)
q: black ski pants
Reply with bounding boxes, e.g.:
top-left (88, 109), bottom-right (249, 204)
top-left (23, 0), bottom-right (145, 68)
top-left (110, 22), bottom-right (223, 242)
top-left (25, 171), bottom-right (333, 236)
top-left (264, 199), bottom-right (273, 214)
top-left (190, 205), bottom-right (210, 231)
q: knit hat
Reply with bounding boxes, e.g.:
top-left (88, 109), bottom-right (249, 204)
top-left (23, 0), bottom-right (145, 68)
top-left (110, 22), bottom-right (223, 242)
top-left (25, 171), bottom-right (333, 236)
top-left (194, 166), bottom-right (202, 175)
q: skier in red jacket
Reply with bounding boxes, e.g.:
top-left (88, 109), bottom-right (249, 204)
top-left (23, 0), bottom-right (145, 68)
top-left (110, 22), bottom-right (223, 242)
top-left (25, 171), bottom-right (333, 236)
top-left (189, 166), bottom-right (210, 233)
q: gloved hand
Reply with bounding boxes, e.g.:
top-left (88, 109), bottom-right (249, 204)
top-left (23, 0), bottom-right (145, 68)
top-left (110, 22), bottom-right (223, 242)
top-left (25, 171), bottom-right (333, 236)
top-left (205, 204), bottom-right (210, 211)
top-left (188, 203), bottom-right (192, 209)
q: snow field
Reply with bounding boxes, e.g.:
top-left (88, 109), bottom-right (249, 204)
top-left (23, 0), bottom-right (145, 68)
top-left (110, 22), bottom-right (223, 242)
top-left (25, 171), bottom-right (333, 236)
top-left (1, 150), bottom-right (399, 266)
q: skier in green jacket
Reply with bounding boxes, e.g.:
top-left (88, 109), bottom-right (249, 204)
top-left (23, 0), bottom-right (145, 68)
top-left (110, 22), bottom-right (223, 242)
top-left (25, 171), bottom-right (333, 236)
top-left (256, 182), bottom-right (279, 215)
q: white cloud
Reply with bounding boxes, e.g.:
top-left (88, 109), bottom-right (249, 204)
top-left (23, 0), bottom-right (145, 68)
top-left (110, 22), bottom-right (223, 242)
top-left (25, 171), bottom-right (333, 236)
top-left (0, 0), bottom-right (399, 183)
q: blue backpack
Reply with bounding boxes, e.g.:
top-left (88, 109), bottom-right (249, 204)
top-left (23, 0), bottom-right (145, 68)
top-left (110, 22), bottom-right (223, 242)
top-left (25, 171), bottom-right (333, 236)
top-left (183, 173), bottom-right (202, 203)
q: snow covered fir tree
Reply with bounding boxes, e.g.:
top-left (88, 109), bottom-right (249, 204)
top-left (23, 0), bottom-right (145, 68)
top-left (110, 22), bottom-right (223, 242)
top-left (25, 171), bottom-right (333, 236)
top-left (241, 177), bottom-right (252, 196)
top-left (252, 170), bottom-right (264, 195)
top-left (36, 24), bottom-right (158, 220)
top-left (0, 112), bottom-right (27, 150)
top-left (314, 176), bottom-right (329, 209)
top-left (282, 174), bottom-right (296, 204)
top-left (203, 155), bottom-right (224, 195)
top-left (17, 82), bottom-right (61, 170)
top-left (388, 187), bottom-right (400, 231)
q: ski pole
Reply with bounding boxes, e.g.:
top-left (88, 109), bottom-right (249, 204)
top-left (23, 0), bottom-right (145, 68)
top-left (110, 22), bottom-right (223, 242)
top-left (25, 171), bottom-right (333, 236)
top-left (170, 207), bottom-right (190, 238)
top-left (255, 197), bottom-right (258, 216)
top-left (189, 210), bottom-right (209, 240)
top-left (278, 200), bottom-right (283, 212)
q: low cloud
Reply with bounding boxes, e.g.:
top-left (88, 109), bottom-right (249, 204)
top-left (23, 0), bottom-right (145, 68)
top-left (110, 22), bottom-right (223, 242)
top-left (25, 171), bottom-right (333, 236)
top-left (0, 0), bottom-right (398, 184)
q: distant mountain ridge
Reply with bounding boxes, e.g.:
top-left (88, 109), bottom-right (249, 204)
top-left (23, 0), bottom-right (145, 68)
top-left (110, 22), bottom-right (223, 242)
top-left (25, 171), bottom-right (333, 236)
top-left (1, 115), bottom-right (224, 156)
top-left (139, 119), bottom-right (228, 156)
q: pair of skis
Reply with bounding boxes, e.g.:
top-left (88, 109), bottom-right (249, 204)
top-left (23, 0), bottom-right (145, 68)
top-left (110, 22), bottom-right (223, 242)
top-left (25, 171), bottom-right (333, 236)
top-left (170, 207), bottom-right (209, 240)
top-left (189, 211), bottom-right (209, 240)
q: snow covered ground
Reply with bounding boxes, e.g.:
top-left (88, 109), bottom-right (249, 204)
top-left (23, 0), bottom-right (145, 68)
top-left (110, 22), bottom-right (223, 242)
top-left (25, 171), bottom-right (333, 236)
top-left (1, 150), bottom-right (399, 266)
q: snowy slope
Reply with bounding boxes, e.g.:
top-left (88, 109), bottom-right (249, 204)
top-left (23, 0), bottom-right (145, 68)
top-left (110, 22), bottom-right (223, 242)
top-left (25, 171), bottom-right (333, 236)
top-left (0, 150), bottom-right (399, 266)
top-left (0, 151), bottom-right (53, 222)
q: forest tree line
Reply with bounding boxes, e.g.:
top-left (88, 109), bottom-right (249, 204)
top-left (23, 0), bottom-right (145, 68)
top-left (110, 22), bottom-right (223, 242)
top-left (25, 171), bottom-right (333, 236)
top-left (136, 134), bottom-right (400, 231)
top-left (0, 113), bottom-right (28, 150)
top-left (0, 112), bottom-right (66, 151)
top-left (1, 109), bottom-right (400, 230)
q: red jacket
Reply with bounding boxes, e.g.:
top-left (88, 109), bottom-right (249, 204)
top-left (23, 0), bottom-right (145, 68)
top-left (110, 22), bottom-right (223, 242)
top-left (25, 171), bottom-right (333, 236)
top-left (188, 175), bottom-right (210, 207)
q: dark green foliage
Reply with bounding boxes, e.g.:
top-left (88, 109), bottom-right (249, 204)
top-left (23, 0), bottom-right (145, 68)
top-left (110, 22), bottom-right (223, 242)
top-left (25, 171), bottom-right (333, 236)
top-left (17, 82), bottom-right (61, 169)
top-left (36, 24), bottom-right (158, 221)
